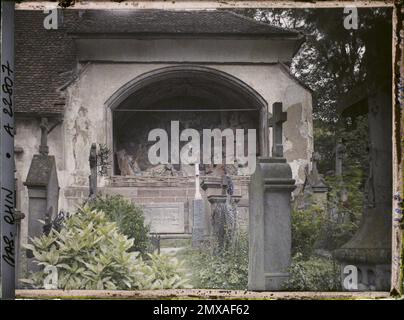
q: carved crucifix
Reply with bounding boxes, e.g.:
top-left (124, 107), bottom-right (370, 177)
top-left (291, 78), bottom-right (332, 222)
top-left (39, 117), bottom-right (62, 156)
top-left (39, 117), bottom-right (49, 155)
top-left (268, 102), bottom-right (287, 158)
top-left (89, 143), bottom-right (97, 200)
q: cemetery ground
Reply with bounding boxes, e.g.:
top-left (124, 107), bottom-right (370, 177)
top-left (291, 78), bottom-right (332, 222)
top-left (12, 235), bottom-right (393, 300)
top-left (14, 289), bottom-right (391, 300)
top-left (10, 194), bottom-right (397, 300)
top-left (3, 6), bottom-right (400, 300)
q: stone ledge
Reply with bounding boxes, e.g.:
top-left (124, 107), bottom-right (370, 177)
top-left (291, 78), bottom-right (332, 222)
top-left (15, 289), bottom-right (392, 300)
top-left (334, 248), bottom-right (391, 265)
top-left (106, 175), bottom-right (251, 187)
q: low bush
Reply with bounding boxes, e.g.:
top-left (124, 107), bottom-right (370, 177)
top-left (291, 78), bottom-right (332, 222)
top-left (283, 253), bottom-right (341, 291)
top-left (291, 205), bottom-right (325, 259)
top-left (188, 232), bottom-right (249, 290)
top-left (22, 206), bottom-right (190, 290)
top-left (89, 195), bottom-right (150, 253)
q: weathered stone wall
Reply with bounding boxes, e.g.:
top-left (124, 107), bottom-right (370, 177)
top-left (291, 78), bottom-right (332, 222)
top-left (15, 62), bottom-right (312, 242)
top-left (14, 17), bottom-right (312, 243)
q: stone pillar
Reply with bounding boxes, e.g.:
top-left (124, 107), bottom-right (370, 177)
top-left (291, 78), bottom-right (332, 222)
top-left (24, 154), bottom-right (59, 271)
top-left (308, 152), bottom-right (328, 211)
top-left (192, 165), bottom-right (205, 247)
top-left (248, 157), bottom-right (296, 291)
top-left (192, 199), bottom-right (205, 247)
top-left (334, 87), bottom-right (392, 291)
top-left (259, 106), bottom-right (269, 157)
top-left (207, 194), bottom-right (241, 249)
top-left (200, 177), bottom-right (223, 239)
top-left (201, 176), bottom-right (241, 244)
top-left (312, 183), bottom-right (329, 210)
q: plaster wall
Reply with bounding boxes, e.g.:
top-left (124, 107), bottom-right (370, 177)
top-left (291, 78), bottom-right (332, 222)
top-left (15, 39), bottom-right (312, 241)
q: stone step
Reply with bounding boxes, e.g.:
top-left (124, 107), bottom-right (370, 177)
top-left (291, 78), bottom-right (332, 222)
top-left (160, 247), bottom-right (186, 255)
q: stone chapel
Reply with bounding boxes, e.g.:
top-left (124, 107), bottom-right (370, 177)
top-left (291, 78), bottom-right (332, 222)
top-left (14, 9), bottom-right (313, 244)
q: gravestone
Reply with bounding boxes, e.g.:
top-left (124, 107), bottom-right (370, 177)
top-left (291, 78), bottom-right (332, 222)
top-left (308, 152), bottom-right (328, 210)
top-left (248, 102), bottom-right (296, 291)
top-left (192, 164), bottom-right (205, 247)
top-left (201, 175), bottom-right (241, 250)
top-left (24, 118), bottom-right (59, 271)
top-left (143, 202), bottom-right (185, 234)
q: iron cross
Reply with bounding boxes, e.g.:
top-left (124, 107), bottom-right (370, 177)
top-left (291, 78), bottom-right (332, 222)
top-left (268, 102), bottom-right (287, 158)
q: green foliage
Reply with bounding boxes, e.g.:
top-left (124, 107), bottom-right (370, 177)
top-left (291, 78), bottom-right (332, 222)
top-left (314, 116), bottom-right (369, 176)
top-left (337, 116), bottom-right (369, 173)
top-left (283, 253), bottom-right (341, 291)
top-left (21, 206), bottom-right (190, 290)
top-left (89, 195), bottom-right (150, 254)
top-left (292, 170), bottom-right (363, 256)
top-left (251, 8), bottom-right (392, 121)
top-left (324, 168), bottom-right (364, 250)
top-left (291, 205), bottom-right (325, 259)
top-left (187, 232), bottom-right (249, 290)
top-left (142, 252), bottom-right (191, 290)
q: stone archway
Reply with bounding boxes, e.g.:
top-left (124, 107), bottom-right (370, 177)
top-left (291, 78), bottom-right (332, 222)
top-left (105, 65), bottom-right (269, 176)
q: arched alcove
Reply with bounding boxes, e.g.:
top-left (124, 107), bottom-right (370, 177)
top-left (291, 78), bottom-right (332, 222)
top-left (105, 66), bottom-right (268, 176)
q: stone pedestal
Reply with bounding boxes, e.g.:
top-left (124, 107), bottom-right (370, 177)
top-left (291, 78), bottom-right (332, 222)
top-left (200, 177), bottom-right (225, 240)
top-left (312, 183), bottom-right (329, 211)
top-left (334, 87), bottom-right (392, 291)
top-left (248, 157), bottom-right (296, 291)
top-left (24, 154), bottom-right (59, 271)
top-left (192, 198), bottom-right (205, 247)
top-left (207, 194), bottom-right (241, 250)
top-left (201, 177), bottom-right (225, 198)
top-left (201, 177), bottom-right (241, 246)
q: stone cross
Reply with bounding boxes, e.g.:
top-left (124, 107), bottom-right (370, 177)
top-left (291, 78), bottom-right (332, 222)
top-left (39, 117), bottom-right (49, 155)
top-left (192, 164), bottom-right (204, 247)
top-left (89, 143), bottom-right (97, 200)
top-left (268, 102), bottom-right (287, 158)
top-left (194, 164), bottom-right (201, 200)
top-left (311, 151), bottom-right (320, 177)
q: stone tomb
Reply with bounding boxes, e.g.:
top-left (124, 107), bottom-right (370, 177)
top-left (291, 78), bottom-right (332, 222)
top-left (143, 202), bottom-right (185, 234)
top-left (13, 9), bottom-right (313, 246)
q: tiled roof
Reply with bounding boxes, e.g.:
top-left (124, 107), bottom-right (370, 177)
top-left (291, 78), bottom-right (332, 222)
top-left (15, 10), bottom-right (300, 116)
top-left (68, 10), bottom-right (300, 37)
top-left (15, 10), bottom-right (75, 116)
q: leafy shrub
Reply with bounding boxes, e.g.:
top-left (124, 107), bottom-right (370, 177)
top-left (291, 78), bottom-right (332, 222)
top-left (188, 232), bottom-right (248, 290)
top-left (142, 252), bottom-right (191, 289)
top-left (324, 168), bottom-right (363, 250)
top-left (22, 206), bottom-right (190, 290)
top-left (283, 253), bottom-right (341, 291)
top-left (291, 206), bottom-right (325, 259)
top-left (89, 195), bottom-right (150, 253)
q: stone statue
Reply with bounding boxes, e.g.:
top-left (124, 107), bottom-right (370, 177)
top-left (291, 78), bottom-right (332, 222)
top-left (39, 117), bottom-right (49, 155)
top-left (116, 149), bottom-right (136, 176)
